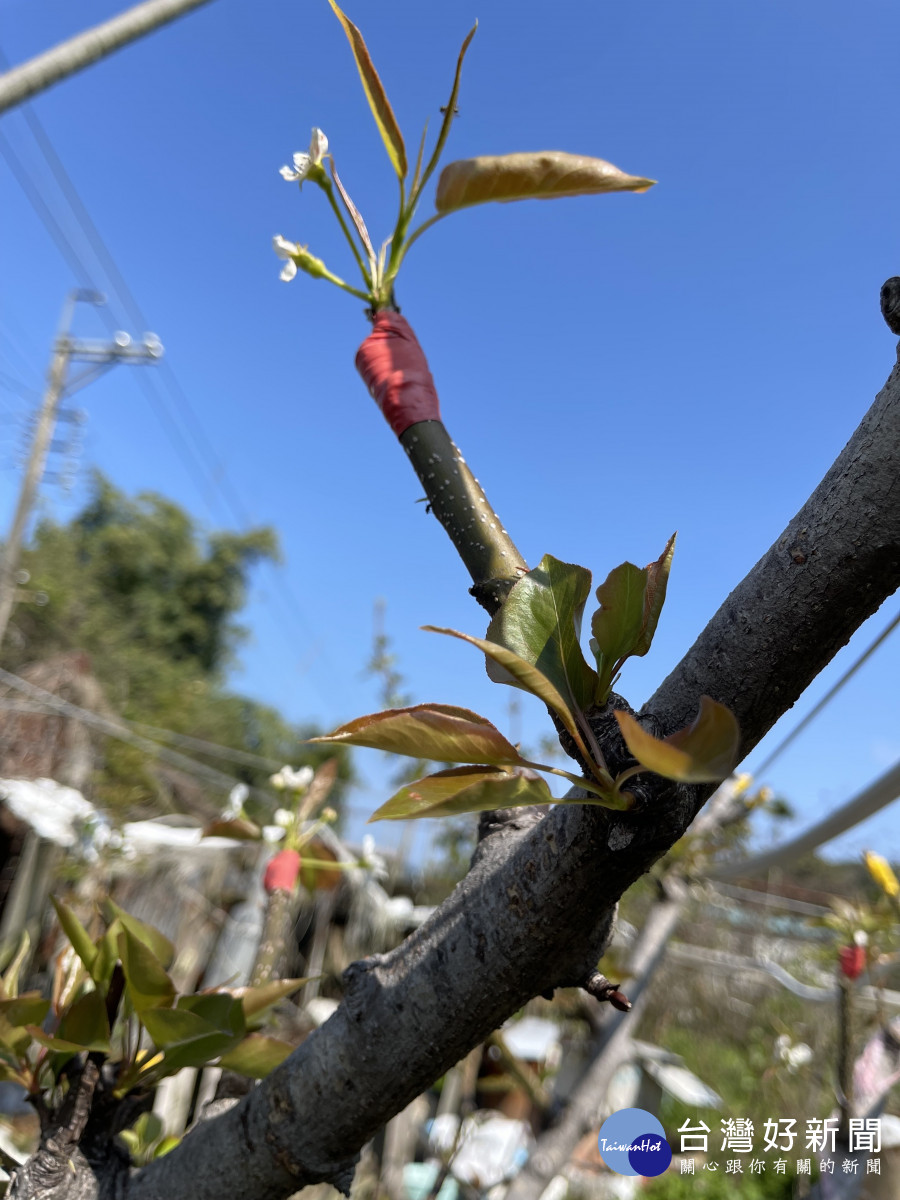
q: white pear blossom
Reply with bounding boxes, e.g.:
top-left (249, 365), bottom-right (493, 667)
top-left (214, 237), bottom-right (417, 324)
top-left (273, 808), bottom-right (294, 829)
top-left (280, 127), bottom-right (328, 185)
top-left (224, 782), bottom-right (249, 818)
top-left (269, 764), bottom-right (315, 792)
top-left (775, 1034), bottom-right (813, 1073)
top-left (360, 833), bottom-right (388, 881)
top-left (273, 235), bottom-right (300, 282)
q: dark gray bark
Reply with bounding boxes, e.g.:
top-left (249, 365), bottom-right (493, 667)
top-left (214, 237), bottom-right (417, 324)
top-left (13, 338), bottom-right (900, 1200)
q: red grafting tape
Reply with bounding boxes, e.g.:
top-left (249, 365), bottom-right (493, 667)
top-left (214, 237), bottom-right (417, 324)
top-left (355, 311), bottom-right (441, 437)
top-left (264, 848), bottom-right (301, 893)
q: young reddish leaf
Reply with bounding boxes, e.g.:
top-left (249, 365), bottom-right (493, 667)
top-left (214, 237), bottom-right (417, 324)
top-left (328, 0), bottom-right (407, 178)
top-left (591, 561), bottom-right (647, 699)
top-left (489, 555), bottom-right (598, 713)
top-left (117, 927), bottom-right (175, 1013)
top-left (591, 535), bottom-right (676, 701)
top-left (632, 533), bottom-right (676, 657)
top-left (422, 627), bottom-right (596, 770)
top-left (370, 765), bottom-right (552, 822)
top-left (415, 23), bottom-right (478, 194)
top-left (218, 1034), bottom-right (293, 1078)
top-left (310, 703), bottom-right (526, 767)
top-left (58, 989), bottom-right (110, 1052)
top-left (615, 697), bottom-right (740, 784)
top-left (202, 817), bottom-right (262, 842)
top-left (51, 897), bottom-right (97, 976)
top-left (435, 151), bottom-right (655, 213)
top-left (105, 900), bottom-right (174, 969)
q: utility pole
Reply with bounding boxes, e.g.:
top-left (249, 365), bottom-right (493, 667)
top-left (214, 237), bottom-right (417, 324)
top-left (0, 289), bottom-right (163, 652)
top-left (0, 0), bottom-right (216, 116)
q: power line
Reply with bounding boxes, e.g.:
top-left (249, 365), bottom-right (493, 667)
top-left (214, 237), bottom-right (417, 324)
top-left (0, 696), bottom-right (288, 772)
top-left (0, 662), bottom-right (273, 801)
top-left (751, 606), bottom-right (900, 777)
top-left (0, 93), bottom-right (337, 705)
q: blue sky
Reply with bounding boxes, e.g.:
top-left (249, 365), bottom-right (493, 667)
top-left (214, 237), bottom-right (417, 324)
top-left (1, 0), bottom-right (899, 863)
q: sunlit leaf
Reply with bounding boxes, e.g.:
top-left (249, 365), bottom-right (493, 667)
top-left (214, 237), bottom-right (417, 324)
top-left (227, 978), bottom-right (309, 1020)
top-left (435, 151), bottom-right (655, 213)
top-left (310, 703), bottom-right (526, 767)
top-left (615, 697), bottom-right (739, 783)
top-left (0, 992), bottom-right (49, 1028)
top-left (370, 765), bottom-right (552, 821)
top-left (202, 817), bottom-right (262, 842)
top-left (91, 920), bottom-right (122, 988)
top-left (1, 931), bottom-right (31, 999)
top-left (118, 927), bottom-right (175, 1013)
top-left (422, 627), bottom-right (595, 769)
top-left (58, 989), bottom-right (110, 1052)
top-left (219, 1034), bottom-right (294, 1078)
top-left (105, 900), bottom-right (174, 969)
top-left (328, 0), bottom-right (407, 178)
top-left (488, 554), bottom-right (597, 712)
top-left (51, 898), bottom-right (97, 976)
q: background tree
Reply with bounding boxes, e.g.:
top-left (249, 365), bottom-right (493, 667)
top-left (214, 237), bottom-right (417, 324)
top-left (1, 472), bottom-right (349, 817)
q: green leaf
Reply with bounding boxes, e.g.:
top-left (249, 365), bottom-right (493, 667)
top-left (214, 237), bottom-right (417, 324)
top-left (0, 1011), bottom-right (33, 1056)
top-left (202, 817), bottom-right (262, 842)
top-left (615, 697), bottom-right (740, 784)
top-left (328, 0), bottom-right (407, 178)
top-left (0, 992), bottom-right (50, 1028)
top-left (310, 703), bottom-right (526, 767)
top-left (58, 989), bottom-right (110, 1052)
top-left (51, 897), bottom-right (98, 977)
top-left (423, 626), bottom-right (596, 771)
top-left (141, 993), bottom-right (246, 1075)
top-left (370, 766), bottom-right (553, 821)
top-left (117, 927), bottom-right (175, 1013)
top-left (91, 920), bottom-right (122, 987)
top-left (229, 978), bottom-right (309, 1021)
top-left (488, 554), bottom-right (598, 712)
top-left (176, 992), bottom-right (245, 1040)
top-left (154, 1136), bottom-right (181, 1158)
top-left (25, 1024), bottom-right (87, 1053)
top-left (104, 901), bottom-right (174, 969)
top-left (435, 151), bottom-right (655, 213)
top-left (142, 1006), bottom-right (216, 1049)
top-left (218, 1034), bottom-right (293, 1079)
top-left (591, 535), bottom-right (676, 701)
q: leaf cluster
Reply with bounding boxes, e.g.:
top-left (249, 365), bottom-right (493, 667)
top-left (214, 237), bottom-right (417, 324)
top-left (313, 544), bottom-right (739, 821)
top-left (0, 898), bottom-right (302, 1106)
top-left (281, 4), bottom-right (655, 309)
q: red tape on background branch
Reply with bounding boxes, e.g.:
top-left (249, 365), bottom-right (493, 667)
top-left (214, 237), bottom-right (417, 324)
top-left (356, 311), bottom-right (441, 437)
top-left (264, 848), bottom-right (301, 893)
